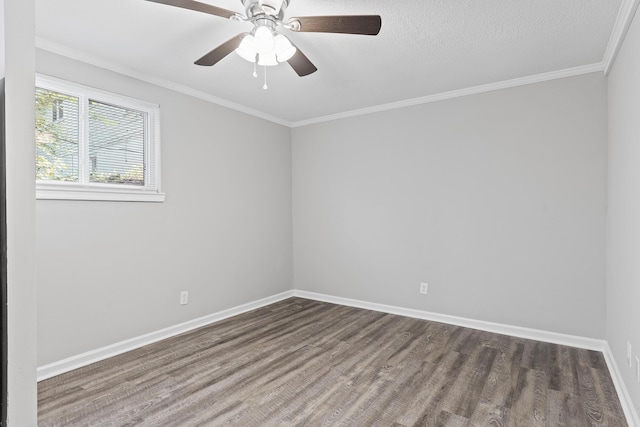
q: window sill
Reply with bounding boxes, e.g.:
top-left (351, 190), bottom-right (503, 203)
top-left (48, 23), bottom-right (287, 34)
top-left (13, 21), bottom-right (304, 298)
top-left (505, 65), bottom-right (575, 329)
top-left (36, 182), bottom-right (165, 202)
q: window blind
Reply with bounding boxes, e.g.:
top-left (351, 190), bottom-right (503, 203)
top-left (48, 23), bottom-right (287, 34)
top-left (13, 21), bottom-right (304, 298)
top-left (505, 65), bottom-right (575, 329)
top-left (88, 100), bottom-right (146, 186)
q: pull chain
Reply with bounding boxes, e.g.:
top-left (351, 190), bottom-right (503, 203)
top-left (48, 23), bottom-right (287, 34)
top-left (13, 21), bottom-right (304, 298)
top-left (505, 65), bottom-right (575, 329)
top-left (252, 60), bottom-right (257, 78)
top-left (263, 66), bottom-right (268, 90)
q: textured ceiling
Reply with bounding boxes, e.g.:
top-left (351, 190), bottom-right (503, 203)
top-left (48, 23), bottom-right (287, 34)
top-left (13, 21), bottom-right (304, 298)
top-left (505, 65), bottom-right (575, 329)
top-left (35, 0), bottom-right (623, 124)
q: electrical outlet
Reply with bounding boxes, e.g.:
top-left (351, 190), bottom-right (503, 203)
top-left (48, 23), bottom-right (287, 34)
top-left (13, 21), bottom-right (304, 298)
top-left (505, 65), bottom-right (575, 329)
top-left (180, 291), bottom-right (189, 305)
top-left (419, 282), bottom-right (428, 295)
top-left (628, 342), bottom-right (633, 366)
top-left (636, 357), bottom-right (640, 383)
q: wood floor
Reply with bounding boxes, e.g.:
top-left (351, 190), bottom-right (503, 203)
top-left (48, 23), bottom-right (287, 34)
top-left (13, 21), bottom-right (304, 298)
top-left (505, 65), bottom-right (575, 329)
top-left (38, 298), bottom-right (628, 426)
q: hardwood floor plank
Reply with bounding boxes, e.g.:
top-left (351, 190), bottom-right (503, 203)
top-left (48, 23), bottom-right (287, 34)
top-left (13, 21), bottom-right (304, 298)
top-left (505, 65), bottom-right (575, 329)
top-left (501, 342), bottom-right (525, 412)
top-left (440, 345), bottom-right (496, 418)
top-left (477, 334), bottom-right (512, 403)
top-left (469, 400), bottom-right (509, 427)
top-left (383, 359), bottom-right (442, 425)
top-left (457, 346), bottom-right (498, 418)
top-left (574, 350), bottom-right (628, 427)
top-left (547, 390), bottom-right (588, 427)
top-left (591, 364), bottom-right (628, 423)
top-left (434, 410), bottom-right (470, 427)
top-left (507, 367), bottom-right (549, 427)
top-left (38, 298), bottom-right (629, 426)
top-left (399, 352), bottom-right (468, 426)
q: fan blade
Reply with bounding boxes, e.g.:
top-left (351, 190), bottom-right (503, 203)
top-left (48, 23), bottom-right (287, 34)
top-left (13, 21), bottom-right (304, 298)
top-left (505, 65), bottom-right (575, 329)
top-left (287, 48), bottom-right (317, 77)
top-left (195, 33), bottom-right (248, 66)
top-left (289, 15), bottom-right (381, 35)
top-left (145, 0), bottom-right (238, 20)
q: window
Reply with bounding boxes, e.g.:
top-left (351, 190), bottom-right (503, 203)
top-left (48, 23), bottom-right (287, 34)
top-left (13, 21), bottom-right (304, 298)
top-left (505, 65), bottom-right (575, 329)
top-left (35, 75), bottom-right (164, 202)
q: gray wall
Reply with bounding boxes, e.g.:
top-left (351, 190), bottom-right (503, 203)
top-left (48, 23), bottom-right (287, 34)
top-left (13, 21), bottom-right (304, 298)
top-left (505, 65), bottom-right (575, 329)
top-left (293, 73), bottom-right (607, 338)
top-left (36, 51), bottom-right (610, 370)
top-left (5, 0), bottom-right (38, 425)
top-left (36, 50), bottom-right (293, 366)
top-left (606, 8), bottom-right (640, 416)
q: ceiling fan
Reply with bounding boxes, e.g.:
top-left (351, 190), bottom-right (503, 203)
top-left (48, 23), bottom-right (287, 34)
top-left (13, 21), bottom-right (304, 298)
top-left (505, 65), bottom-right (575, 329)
top-left (145, 0), bottom-right (382, 78)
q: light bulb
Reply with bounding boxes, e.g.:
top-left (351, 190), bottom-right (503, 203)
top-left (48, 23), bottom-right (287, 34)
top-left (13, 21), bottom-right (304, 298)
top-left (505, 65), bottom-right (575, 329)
top-left (235, 35), bottom-right (257, 62)
top-left (257, 52), bottom-right (278, 66)
top-left (274, 34), bottom-right (296, 62)
top-left (255, 26), bottom-right (275, 55)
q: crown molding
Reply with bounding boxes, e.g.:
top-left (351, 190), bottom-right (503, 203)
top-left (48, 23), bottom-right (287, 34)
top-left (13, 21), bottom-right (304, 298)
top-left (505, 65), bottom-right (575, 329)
top-left (603, 0), bottom-right (640, 76)
top-left (35, 37), bottom-right (293, 127)
top-left (37, 37), bottom-right (606, 129)
top-left (290, 63), bottom-right (605, 127)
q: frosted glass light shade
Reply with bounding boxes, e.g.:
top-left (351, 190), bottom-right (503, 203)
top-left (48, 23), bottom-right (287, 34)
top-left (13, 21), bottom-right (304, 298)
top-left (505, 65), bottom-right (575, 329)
top-left (255, 26), bottom-right (275, 55)
top-left (258, 52), bottom-right (278, 66)
top-left (236, 35), bottom-right (257, 62)
top-left (274, 34), bottom-right (296, 62)
top-left (236, 28), bottom-right (295, 67)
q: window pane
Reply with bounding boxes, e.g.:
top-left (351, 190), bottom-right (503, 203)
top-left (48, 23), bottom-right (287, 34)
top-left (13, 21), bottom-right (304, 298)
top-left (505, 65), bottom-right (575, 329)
top-left (88, 100), bottom-right (146, 186)
top-left (35, 88), bottom-right (80, 181)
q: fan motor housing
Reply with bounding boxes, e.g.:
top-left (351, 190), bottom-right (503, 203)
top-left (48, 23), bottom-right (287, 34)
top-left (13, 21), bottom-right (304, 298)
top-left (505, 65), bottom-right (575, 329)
top-left (243, 0), bottom-right (289, 21)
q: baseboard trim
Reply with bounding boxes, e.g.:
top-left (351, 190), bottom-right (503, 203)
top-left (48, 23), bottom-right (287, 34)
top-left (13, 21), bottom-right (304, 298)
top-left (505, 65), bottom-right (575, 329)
top-left (293, 290), bottom-right (640, 425)
top-left (36, 290), bottom-right (295, 381)
top-left (37, 288), bottom-right (638, 427)
top-left (292, 290), bottom-right (606, 351)
top-left (603, 343), bottom-right (640, 427)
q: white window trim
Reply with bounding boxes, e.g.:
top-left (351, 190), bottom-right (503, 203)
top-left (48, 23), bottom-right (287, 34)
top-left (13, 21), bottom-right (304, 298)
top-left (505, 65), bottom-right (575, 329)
top-left (35, 74), bottom-right (165, 202)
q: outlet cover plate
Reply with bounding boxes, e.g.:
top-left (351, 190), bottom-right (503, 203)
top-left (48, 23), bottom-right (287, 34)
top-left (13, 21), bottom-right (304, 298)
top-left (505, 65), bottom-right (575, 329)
top-left (180, 291), bottom-right (189, 305)
top-left (420, 282), bottom-right (428, 295)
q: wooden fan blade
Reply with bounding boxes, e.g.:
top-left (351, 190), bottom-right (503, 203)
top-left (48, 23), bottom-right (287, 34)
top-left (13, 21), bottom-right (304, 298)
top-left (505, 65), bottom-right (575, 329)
top-left (290, 15), bottom-right (381, 35)
top-left (146, 0), bottom-right (237, 19)
top-left (287, 48), bottom-right (317, 77)
top-left (195, 33), bottom-right (248, 66)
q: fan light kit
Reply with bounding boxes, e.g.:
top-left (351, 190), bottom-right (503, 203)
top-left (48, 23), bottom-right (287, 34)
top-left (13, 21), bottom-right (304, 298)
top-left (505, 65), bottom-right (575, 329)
top-left (146, 0), bottom-right (382, 89)
top-left (236, 24), bottom-right (296, 65)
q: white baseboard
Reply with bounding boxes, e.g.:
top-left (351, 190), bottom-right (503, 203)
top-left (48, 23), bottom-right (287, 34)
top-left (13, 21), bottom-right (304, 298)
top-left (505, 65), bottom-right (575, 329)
top-left (37, 290), bottom-right (294, 381)
top-left (603, 343), bottom-right (640, 427)
top-left (37, 288), bottom-right (638, 427)
top-left (293, 290), bottom-right (606, 351)
top-left (294, 290), bottom-right (640, 426)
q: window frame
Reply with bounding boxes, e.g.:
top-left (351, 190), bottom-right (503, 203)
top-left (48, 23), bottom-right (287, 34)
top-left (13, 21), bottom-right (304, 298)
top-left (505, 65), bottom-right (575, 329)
top-left (35, 74), bottom-right (164, 202)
